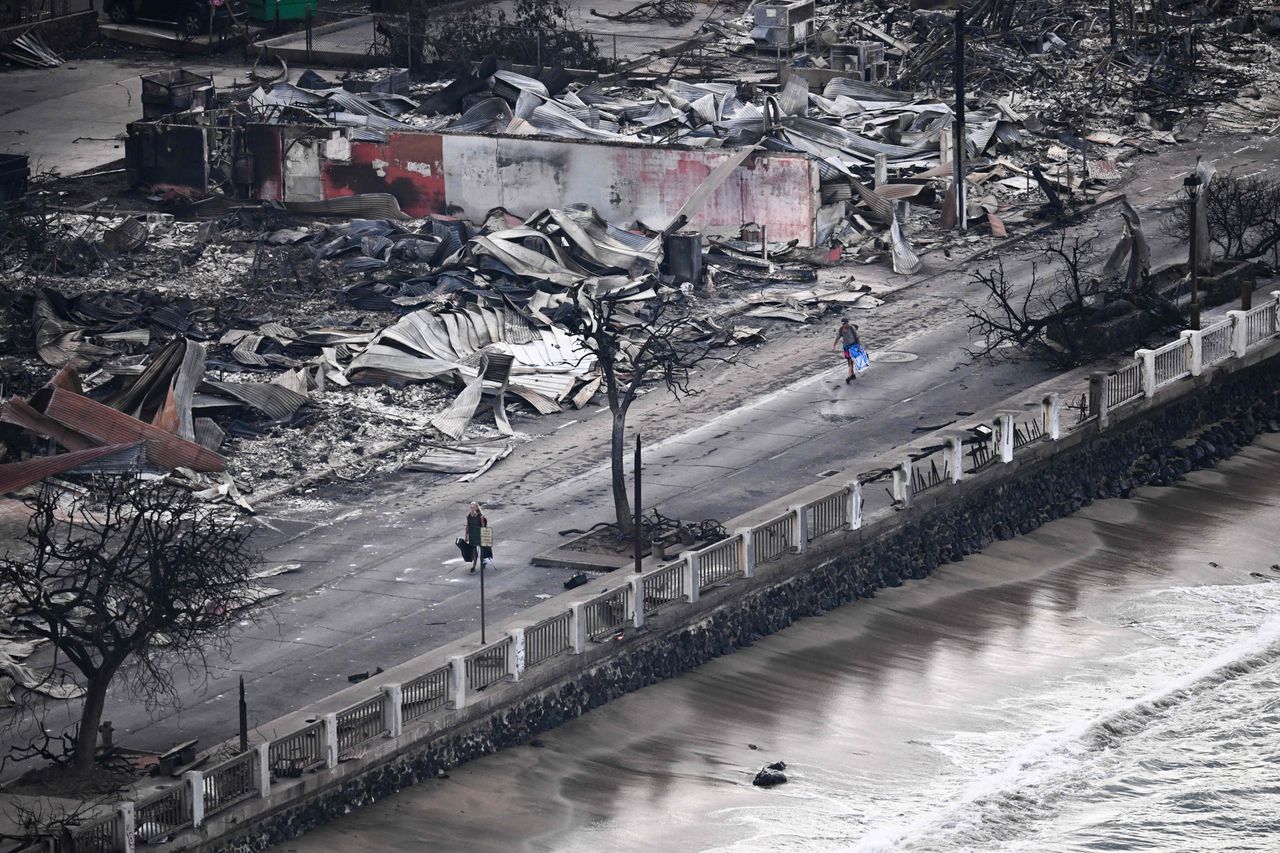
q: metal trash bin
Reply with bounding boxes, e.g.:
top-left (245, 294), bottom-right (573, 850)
top-left (141, 69), bottom-right (215, 120)
top-left (664, 231), bottom-right (704, 289)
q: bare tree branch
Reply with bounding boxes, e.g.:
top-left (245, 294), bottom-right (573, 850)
top-left (0, 476), bottom-right (262, 774)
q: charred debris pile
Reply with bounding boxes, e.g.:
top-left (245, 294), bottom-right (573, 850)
top-left (0, 197), bottom-right (877, 509)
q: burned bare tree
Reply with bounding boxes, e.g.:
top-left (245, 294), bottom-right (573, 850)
top-left (562, 283), bottom-right (714, 535)
top-left (397, 0), bottom-right (604, 72)
top-left (966, 238), bottom-right (1102, 368)
top-left (0, 476), bottom-right (260, 776)
top-left (1162, 171), bottom-right (1280, 266)
top-left (966, 226), bottom-right (1177, 369)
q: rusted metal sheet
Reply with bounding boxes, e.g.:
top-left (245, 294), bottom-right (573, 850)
top-left (250, 125), bottom-right (820, 244)
top-left (31, 387), bottom-right (226, 473)
top-left (1, 397), bottom-right (99, 451)
top-left (0, 443), bottom-right (139, 495)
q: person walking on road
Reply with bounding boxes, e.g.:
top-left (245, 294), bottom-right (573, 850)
top-left (465, 502), bottom-right (487, 574)
top-left (832, 318), bottom-right (863, 383)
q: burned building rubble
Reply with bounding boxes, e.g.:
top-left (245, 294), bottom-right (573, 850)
top-left (2, 0), bottom-right (1278, 506)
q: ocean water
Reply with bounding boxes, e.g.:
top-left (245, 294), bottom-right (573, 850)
top-left (848, 582), bottom-right (1280, 853)
top-left (282, 437), bottom-right (1280, 853)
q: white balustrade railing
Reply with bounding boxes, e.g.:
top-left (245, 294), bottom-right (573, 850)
top-left (1202, 318), bottom-right (1233, 366)
top-left (1246, 300), bottom-right (1277, 347)
top-left (750, 512), bottom-right (794, 564)
top-left (267, 719), bottom-right (325, 779)
top-left (334, 694), bottom-right (388, 754)
top-left (1107, 361), bottom-right (1143, 408)
top-left (464, 637), bottom-right (512, 692)
top-left (401, 664), bottom-right (450, 722)
top-left (69, 812), bottom-right (121, 853)
top-left (581, 586), bottom-right (631, 640)
top-left (524, 611), bottom-right (573, 668)
top-left (694, 537), bottom-right (741, 589)
top-left (1152, 339), bottom-right (1191, 388)
top-left (805, 489), bottom-right (848, 541)
top-left (135, 783), bottom-right (191, 843)
top-left (640, 561), bottom-right (687, 614)
top-left (203, 751), bottom-right (258, 816)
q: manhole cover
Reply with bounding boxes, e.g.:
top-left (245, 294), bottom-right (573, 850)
top-left (872, 351), bottom-right (918, 363)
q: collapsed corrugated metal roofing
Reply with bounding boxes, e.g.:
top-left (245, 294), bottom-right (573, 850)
top-left (198, 381), bottom-right (309, 423)
top-left (0, 443), bottom-right (141, 495)
top-left (31, 386), bottom-right (226, 473)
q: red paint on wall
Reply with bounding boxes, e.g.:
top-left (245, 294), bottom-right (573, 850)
top-left (319, 132), bottom-right (446, 217)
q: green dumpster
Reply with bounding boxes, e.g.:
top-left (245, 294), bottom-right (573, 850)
top-left (246, 0), bottom-right (316, 23)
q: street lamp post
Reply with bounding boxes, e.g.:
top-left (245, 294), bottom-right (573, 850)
top-left (634, 434), bottom-right (642, 574)
top-left (952, 8), bottom-right (966, 231)
top-left (1184, 172), bottom-right (1202, 331)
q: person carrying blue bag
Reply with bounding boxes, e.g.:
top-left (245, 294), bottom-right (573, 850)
top-left (831, 318), bottom-right (870, 383)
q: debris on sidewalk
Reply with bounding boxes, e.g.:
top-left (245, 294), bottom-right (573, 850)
top-left (1, 29), bottom-right (64, 69)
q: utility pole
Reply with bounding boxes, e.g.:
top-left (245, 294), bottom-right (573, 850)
top-left (634, 434), bottom-right (642, 573)
top-left (952, 8), bottom-right (966, 231)
top-left (238, 676), bottom-right (248, 753)
top-left (1185, 171), bottom-right (1202, 330)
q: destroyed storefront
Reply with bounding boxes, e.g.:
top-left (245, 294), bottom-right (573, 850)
top-left (243, 125), bottom-right (823, 244)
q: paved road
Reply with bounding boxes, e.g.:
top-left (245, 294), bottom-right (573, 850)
top-left (0, 58), bottom-right (252, 177)
top-left (8, 136), bottom-right (1280, 770)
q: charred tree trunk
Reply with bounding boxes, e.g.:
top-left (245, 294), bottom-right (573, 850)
top-left (611, 410), bottom-right (633, 535)
top-left (71, 668), bottom-right (116, 775)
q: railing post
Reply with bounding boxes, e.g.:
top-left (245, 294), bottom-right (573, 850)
top-left (1182, 329), bottom-right (1203, 376)
top-left (680, 553), bottom-right (699, 602)
top-left (736, 527), bottom-right (756, 577)
top-left (381, 683), bottom-right (403, 737)
top-left (944, 435), bottom-right (964, 482)
top-left (1041, 394), bottom-right (1060, 441)
top-left (184, 770), bottom-right (205, 828)
top-left (848, 480), bottom-right (863, 528)
top-left (570, 604), bottom-right (587, 653)
top-left (448, 657), bottom-right (467, 706)
top-left (255, 741), bottom-right (271, 798)
top-left (1227, 310), bottom-right (1249, 357)
top-left (789, 505), bottom-right (808, 551)
top-left (321, 713), bottom-right (339, 768)
top-left (1135, 349), bottom-right (1156, 397)
top-left (891, 460), bottom-right (912, 507)
top-left (627, 576), bottom-right (645, 627)
top-left (507, 628), bottom-right (526, 680)
top-left (117, 801), bottom-right (136, 853)
top-left (1272, 291), bottom-right (1280, 333)
top-left (1089, 373), bottom-right (1109, 428)
top-left (996, 413), bottom-right (1014, 463)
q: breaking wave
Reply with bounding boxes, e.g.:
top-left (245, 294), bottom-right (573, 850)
top-left (850, 603), bottom-right (1280, 853)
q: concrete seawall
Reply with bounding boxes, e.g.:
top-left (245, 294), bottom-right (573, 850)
top-left (66, 314), bottom-right (1280, 852)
